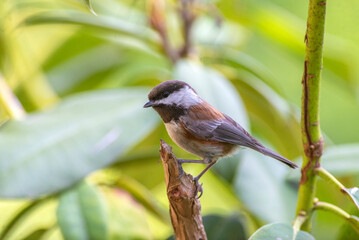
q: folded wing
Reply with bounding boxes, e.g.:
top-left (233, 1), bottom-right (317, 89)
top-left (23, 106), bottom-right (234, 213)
top-left (182, 113), bottom-right (298, 169)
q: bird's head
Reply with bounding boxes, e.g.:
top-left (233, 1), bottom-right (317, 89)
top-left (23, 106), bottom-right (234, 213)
top-left (143, 80), bottom-right (202, 109)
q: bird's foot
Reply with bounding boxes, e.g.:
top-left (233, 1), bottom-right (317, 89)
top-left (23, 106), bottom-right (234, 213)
top-left (193, 176), bottom-right (204, 199)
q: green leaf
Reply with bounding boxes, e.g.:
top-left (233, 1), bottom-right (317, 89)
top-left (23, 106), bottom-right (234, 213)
top-left (0, 198), bottom-right (50, 240)
top-left (321, 144), bottom-right (359, 177)
top-left (234, 151), bottom-right (298, 223)
top-left (249, 223), bottom-right (315, 240)
top-left (214, 49), bottom-right (283, 93)
top-left (90, 170), bottom-right (170, 223)
top-left (23, 10), bottom-right (157, 42)
top-left (203, 214), bottom-right (247, 240)
top-left (167, 213), bottom-right (248, 240)
top-left (193, 17), bottom-right (245, 47)
top-left (21, 228), bottom-right (49, 240)
top-left (42, 31), bottom-right (167, 94)
top-left (47, 44), bottom-right (122, 94)
top-left (104, 187), bottom-right (153, 239)
top-left (83, 0), bottom-right (97, 16)
top-left (57, 182), bottom-right (108, 240)
top-left (0, 88), bottom-right (159, 198)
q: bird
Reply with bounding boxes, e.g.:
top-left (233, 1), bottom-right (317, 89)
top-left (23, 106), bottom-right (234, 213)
top-left (144, 80), bottom-right (298, 195)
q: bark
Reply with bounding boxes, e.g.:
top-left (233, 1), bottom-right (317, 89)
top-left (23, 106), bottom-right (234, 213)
top-left (159, 140), bottom-right (207, 240)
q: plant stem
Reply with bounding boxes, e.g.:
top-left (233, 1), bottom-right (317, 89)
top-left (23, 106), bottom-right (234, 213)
top-left (148, 0), bottom-right (179, 63)
top-left (179, 0), bottom-right (196, 58)
top-left (0, 74), bottom-right (25, 119)
top-left (313, 201), bottom-right (359, 233)
top-left (292, 214), bottom-right (307, 237)
top-left (313, 201), bottom-right (349, 219)
top-left (295, 0), bottom-right (327, 231)
top-left (316, 167), bottom-right (345, 190)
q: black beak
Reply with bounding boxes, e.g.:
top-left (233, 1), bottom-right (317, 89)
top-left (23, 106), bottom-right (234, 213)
top-left (143, 101), bottom-right (155, 108)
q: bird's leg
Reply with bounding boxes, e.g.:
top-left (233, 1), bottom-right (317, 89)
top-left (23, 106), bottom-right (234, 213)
top-left (176, 158), bottom-right (217, 197)
top-left (177, 159), bottom-right (206, 164)
top-left (193, 160), bottom-right (217, 198)
top-left (175, 159), bottom-right (206, 180)
top-left (194, 160), bottom-right (217, 181)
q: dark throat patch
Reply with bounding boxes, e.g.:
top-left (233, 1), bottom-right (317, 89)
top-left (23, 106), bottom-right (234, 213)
top-left (153, 104), bottom-right (186, 123)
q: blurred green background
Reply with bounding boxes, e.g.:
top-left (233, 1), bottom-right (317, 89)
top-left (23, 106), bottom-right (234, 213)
top-left (0, 0), bottom-right (358, 239)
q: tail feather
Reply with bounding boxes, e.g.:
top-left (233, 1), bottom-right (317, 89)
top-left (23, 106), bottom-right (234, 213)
top-left (256, 146), bottom-right (298, 169)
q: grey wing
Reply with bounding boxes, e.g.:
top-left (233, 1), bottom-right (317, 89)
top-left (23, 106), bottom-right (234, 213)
top-left (211, 115), bottom-right (298, 169)
top-left (180, 115), bottom-right (223, 139)
top-left (211, 115), bottom-right (265, 149)
top-left (181, 114), bottom-right (298, 168)
top-left (181, 114), bottom-right (262, 149)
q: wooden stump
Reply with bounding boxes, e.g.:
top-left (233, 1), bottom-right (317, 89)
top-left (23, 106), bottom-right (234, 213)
top-left (159, 140), bottom-right (207, 240)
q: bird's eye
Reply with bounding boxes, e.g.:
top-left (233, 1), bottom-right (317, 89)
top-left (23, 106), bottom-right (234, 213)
top-left (162, 91), bottom-right (169, 98)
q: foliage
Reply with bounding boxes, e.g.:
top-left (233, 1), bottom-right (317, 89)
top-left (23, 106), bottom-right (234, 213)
top-left (0, 0), bottom-right (358, 239)
top-left (249, 223), bottom-right (314, 240)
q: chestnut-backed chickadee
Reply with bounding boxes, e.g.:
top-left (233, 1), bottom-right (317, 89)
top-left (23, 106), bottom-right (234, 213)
top-left (144, 80), bottom-right (298, 191)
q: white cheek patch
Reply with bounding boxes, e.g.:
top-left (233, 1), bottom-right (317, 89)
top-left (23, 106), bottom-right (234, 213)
top-left (157, 86), bottom-right (202, 107)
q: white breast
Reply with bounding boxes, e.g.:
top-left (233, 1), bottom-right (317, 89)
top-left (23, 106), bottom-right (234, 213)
top-left (165, 120), bottom-right (203, 156)
top-left (165, 121), bottom-right (185, 147)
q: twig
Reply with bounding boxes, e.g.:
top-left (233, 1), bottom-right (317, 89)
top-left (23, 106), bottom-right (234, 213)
top-left (295, 0), bottom-right (327, 231)
top-left (292, 213), bottom-right (307, 239)
top-left (148, 0), bottom-right (198, 62)
top-left (159, 140), bottom-right (207, 240)
top-left (179, 0), bottom-right (196, 58)
top-left (148, 0), bottom-right (179, 63)
top-left (313, 201), bottom-right (349, 219)
top-left (316, 167), bottom-right (359, 209)
top-left (313, 201), bottom-right (359, 233)
top-left (316, 166), bottom-right (345, 190)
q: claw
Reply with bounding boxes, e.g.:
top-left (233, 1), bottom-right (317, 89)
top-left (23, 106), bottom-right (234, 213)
top-left (193, 177), bottom-right (204, 198)
top-left (196, 183), bottom-right (203, 199)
